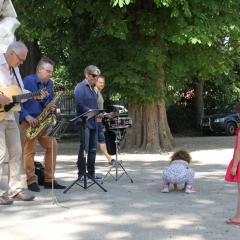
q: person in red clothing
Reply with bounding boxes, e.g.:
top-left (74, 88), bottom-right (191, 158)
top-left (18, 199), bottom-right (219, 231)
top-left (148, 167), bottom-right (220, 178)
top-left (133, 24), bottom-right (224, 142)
top-left (225, 102), bottom-right (240, 225)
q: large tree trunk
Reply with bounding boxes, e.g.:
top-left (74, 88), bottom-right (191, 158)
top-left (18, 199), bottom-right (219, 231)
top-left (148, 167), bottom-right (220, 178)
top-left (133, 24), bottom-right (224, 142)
top-left (194, 79), bottom-right (205, 131)
top-left (121, 77), bottom-right (176, 153)
top-left (15, 36), bottom-right (41, 78)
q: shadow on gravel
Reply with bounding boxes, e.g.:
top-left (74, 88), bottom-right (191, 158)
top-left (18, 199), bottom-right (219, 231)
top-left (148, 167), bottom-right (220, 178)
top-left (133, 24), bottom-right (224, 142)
top-left (0, 135), bottom-right (238, 240)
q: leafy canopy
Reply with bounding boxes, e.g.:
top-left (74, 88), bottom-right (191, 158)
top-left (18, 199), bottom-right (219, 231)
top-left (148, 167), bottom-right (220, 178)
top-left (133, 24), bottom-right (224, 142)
top-left (14, 0), bottom-right (240, 105)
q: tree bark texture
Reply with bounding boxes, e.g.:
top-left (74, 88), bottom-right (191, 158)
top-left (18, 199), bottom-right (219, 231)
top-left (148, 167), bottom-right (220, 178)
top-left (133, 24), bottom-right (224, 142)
top-left (15, 37), bottom-right (41, 78)
top-left (194, 79), bottom-right (205, 131)
top-left (121, 78), bottom-right (176, 153)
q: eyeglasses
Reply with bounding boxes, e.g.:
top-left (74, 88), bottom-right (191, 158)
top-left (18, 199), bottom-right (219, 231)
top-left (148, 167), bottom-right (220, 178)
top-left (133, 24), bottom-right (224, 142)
top-left (88, 73), bottom-right (99, 78)
top-left (13, 52), bottom-right (25, 62)
top-left (42, 67), bottom-right (54, 74)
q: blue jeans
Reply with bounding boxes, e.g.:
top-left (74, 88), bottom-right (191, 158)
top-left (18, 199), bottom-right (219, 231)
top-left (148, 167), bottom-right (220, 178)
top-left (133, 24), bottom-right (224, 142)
top-left (75, 122), bottom-right (97, 176)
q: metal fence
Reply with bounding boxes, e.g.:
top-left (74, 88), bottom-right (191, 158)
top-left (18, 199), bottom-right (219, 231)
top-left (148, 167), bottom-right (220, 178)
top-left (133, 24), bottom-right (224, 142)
top-left (55, 93), bottom-right (126, 116)
top-left (55, 93), bottom-right (75, 115)
top-left (54, 93), bottom-right (127, 133)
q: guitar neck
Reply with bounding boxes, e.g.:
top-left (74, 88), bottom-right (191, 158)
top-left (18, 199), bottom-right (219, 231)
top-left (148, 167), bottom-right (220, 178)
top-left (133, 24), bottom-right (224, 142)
top-left (14, 88), bottom-right (54, 102)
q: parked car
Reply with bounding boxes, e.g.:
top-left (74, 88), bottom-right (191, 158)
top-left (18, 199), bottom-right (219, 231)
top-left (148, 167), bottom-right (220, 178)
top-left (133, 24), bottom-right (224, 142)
top-left (200, 103), bottom-right (240, 136)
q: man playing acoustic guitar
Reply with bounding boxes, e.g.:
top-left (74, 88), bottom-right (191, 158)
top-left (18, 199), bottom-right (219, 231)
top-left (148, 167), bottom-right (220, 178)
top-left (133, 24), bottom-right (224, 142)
top-left (0, 41), bottom-right (36, 205)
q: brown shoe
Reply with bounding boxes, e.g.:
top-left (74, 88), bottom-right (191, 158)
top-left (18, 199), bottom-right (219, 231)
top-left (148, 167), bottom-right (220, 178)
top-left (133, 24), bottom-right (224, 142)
top-left (11, 192), bottom-right (35, 201)
top-left (0, 196), bottom-right (13, 205)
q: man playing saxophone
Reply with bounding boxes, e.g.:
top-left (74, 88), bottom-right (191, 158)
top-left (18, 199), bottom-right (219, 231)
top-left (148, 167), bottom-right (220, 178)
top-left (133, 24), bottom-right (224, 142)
top-left (19, 59), bottom-right (66, 192)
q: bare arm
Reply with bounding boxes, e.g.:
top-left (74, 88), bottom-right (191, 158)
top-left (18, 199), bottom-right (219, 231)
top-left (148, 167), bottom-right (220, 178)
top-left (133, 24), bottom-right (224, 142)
top-left (231, 132), bottom-right (240, 176)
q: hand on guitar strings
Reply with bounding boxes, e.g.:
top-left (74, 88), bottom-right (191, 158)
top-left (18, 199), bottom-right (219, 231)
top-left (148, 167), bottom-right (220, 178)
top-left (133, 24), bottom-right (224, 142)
top-left (34, 87), bottom-right (49, 100)
top-left (0, 94), bottom-right (11, 106)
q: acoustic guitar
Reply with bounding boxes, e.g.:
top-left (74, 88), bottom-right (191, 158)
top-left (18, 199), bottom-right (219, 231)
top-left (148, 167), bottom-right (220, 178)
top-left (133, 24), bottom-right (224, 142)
top-left (0, 85), bottom-right (66, 121)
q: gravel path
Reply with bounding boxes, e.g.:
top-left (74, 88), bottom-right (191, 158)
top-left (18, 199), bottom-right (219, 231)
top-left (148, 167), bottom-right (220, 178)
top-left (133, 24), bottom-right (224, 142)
top-left (0, 135), bottom-right (239, 240)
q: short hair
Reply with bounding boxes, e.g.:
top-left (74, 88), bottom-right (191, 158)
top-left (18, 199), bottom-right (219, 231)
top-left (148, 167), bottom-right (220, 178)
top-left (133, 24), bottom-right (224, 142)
top-left (236, 102), bottom-right (240, 113)
top-left (96, 75), bottom-right (105, 82)
top-left (36, 59), bottom-right (55, 72)
top-left (6, 41), bottom-right (28, 54)
top-left (84, 65), bottom-right (101, 75)
top-left (170, 148), bottom-right (192, 164)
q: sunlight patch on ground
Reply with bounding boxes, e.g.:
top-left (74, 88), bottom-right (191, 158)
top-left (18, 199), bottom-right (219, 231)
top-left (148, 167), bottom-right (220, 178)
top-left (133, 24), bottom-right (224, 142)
top-left (191, 149), bottom-right (232, 157)
top-left (196, 171), bottom-right (226, 178)
top-left (162, 216), bottom-right (199, 229)
top-left (195, 199), bottom-right (216, 205)
top-left (104, 232), bottom-right (132, 239)
top-left (161, 235), bottom-right (206, 240)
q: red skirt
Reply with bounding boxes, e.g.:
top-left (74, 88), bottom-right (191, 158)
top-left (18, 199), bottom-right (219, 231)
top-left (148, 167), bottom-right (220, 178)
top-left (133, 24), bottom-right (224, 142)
top-left (225, 159), bottom-right (240, 182)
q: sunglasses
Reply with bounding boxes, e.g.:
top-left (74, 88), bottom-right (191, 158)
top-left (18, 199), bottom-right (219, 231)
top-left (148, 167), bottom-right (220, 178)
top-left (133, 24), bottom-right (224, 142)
top-left (88, 73), bottom-right (99, 78)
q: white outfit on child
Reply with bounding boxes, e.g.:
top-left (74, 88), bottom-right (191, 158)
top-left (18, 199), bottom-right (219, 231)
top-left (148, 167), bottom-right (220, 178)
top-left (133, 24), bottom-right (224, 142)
top-left (162, 160), bottom-right (195, 185)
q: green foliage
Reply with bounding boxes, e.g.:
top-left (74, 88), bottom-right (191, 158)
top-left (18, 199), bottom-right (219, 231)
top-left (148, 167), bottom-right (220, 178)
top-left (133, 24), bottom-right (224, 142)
top-left (165, 68), bottom-right (240, 119)
top-left (203, 78), bottom-right (240, 115)
top-left (14, 0), bottom-right (240, 109)
top-left (166, 104), bottom-right (195, 134)
top-left (111, 0), bottom-right (133, 7)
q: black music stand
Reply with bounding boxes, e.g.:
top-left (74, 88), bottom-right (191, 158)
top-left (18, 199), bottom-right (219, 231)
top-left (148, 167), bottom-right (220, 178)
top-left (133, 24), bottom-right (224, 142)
top-left (63, 109), bottom-right (107, 193)
top-left (102, 113), bottom-right (133, 183)
top-left (44, 118), bottom-right (69, 206)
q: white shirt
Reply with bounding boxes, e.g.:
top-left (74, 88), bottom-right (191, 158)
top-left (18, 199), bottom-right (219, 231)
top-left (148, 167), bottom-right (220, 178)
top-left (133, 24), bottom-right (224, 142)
top-left (0, 53), bottom-right (29, 120)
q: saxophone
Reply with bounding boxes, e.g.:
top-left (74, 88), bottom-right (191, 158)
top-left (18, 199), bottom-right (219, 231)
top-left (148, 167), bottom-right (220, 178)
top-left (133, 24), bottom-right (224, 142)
top-left (26, 91), bottom-right (63, 140)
